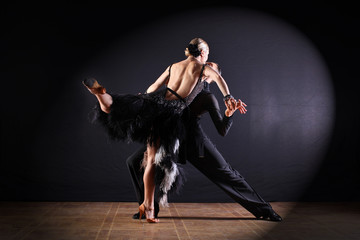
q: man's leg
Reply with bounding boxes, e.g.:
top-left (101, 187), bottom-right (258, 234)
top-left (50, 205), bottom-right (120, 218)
top-left (188, 137), bottom-right (281, 221)
top-left (126, 146), bottom-right (147, 205)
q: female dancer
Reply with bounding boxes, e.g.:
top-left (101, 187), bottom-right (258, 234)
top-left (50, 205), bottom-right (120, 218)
top-left (83, 38), bottom-right (246, 223)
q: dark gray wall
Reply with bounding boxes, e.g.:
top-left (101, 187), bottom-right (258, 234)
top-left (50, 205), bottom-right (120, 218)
top-left (2, 2), bottom-right (359, 202)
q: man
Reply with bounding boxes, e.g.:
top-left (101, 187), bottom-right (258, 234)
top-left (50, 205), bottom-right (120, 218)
top-left (127, 63), bottom-right (282, 221)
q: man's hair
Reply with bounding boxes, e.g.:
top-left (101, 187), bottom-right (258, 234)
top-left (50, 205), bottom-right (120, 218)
top-left (215, 63), bottom-right (222, 75)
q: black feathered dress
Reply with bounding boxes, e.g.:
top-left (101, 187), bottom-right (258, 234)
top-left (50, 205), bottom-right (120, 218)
top-left (90, 64), bottom-right (206, 206)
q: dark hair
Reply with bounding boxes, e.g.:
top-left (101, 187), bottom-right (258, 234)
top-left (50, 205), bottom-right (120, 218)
top-left (215, 63), bottom-right (222, 75)
top-left (184, 38), bottom-right (209, 57)
top-left (206, 62), bottom-right (222, 75)
top-left (187, 44), bottom-right (201, 57)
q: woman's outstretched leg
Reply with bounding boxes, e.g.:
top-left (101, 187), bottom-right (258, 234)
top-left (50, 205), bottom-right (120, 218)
top-left (83, 78), bottom-right (113, 113)
top-left (140, 142), bottom-right (159, 223)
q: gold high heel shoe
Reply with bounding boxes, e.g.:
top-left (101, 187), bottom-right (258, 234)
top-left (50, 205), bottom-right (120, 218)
top-left (82, 78), bottom-right (106, 94)
top-left (139, 204), bottom-right (160, 223)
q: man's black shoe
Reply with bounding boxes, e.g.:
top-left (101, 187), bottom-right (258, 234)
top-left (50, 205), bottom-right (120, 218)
top-left (132, 212), bottom-right (145, 219)
top-left (256, 209), bottom-right (282, 222)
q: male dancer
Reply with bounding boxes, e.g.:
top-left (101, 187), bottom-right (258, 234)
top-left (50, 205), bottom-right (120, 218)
top-left (127, 63), bottom-right (282, 221)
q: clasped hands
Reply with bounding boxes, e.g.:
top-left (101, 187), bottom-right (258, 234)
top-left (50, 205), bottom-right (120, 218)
top-left (225, 98), bottom-right (247, 117)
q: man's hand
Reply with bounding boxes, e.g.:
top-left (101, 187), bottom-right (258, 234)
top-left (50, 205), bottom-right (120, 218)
top-left (225, 98), bottom-right (247, 117)
top-left (236, 99), bottom-right (247, 114)
top-left (225, 98), bottom-right (237, 117)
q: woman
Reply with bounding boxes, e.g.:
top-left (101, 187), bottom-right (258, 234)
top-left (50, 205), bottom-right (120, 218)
top-left (83, 38), bottom-right (246, 223)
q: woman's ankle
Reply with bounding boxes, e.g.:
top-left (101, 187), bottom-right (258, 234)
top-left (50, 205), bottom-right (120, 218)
top-left (143, 201), bottom-right (154, 210)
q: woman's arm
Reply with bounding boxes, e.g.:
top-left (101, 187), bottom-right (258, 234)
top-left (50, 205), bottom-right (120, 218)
top-left (145, 66), bottom-right (170, 93)
top-left (203, 65), bottom-right (230, 97)
top-left (205, 62), bottom-right (247, 114)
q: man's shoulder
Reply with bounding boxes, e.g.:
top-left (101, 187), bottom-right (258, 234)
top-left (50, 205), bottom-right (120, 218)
top-left (196, 91), bottom-right (219, 107)
top-left (199, 91), bottom-right (217, 101)
top-left (198, 90), bottom-right (214, 97)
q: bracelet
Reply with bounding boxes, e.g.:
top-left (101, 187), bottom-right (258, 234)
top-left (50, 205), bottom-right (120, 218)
top-left (223, 94), bottom-right (233, 101)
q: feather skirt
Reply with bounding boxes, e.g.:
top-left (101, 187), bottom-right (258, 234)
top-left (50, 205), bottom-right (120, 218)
top-left (90, 88), bottom-right (188, 206)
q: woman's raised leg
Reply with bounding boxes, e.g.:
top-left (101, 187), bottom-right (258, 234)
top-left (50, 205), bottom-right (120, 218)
top-left (83, 78), bottom-right (113, 113)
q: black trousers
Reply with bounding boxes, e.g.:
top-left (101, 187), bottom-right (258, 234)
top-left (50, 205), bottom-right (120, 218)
top-left (126, 137), bottom-right (272, 217)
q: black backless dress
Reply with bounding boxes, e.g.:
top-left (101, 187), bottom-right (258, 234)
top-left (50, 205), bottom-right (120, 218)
top-left (91, 64), bottom-right (206, 206)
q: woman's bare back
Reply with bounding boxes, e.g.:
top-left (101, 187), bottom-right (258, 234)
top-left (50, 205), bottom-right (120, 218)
top-left (146, 56), bottom-right (229, 101)
top-left (165, 59), bottom-right (205, 100)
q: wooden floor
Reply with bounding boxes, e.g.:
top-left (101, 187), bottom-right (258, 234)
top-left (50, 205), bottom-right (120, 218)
top-left (1, 202), bottom-right (359, 240)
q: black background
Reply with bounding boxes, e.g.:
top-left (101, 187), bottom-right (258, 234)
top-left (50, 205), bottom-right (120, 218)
top-left (2, 1), bottom-right (359, 202)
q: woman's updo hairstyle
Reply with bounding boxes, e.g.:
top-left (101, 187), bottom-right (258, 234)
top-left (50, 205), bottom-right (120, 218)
top-left (185, 38), bottom-right (209, 57)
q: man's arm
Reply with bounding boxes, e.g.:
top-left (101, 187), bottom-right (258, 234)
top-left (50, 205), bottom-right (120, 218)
top-left (204, 93), bottom-right (233, 137)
